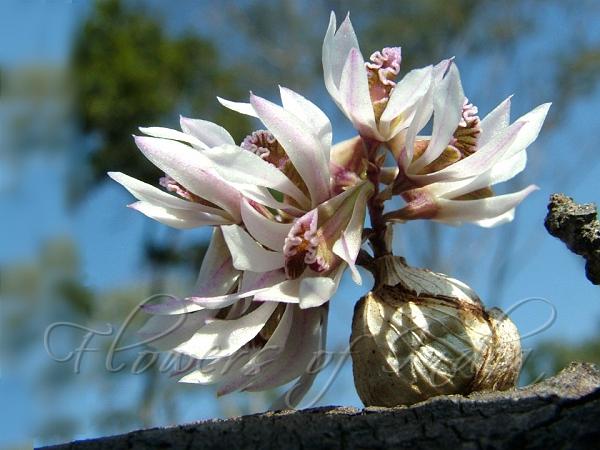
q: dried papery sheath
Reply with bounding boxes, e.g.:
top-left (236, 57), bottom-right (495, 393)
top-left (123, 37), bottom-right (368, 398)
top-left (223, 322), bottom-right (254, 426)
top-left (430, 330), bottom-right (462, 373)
top-left (350, 256), bottom-right (521, 407)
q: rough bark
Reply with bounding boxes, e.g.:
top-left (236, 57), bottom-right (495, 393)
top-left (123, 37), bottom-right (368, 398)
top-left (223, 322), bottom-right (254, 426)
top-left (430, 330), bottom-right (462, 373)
top-left (43, 362), bottom-right (600, 450)
top-left (545, 193), bottom-right (600, 284)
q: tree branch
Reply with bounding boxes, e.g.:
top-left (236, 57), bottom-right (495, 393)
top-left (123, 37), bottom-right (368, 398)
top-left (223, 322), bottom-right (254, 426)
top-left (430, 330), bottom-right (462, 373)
top-left (44, 362), bottom-right (600, 449)
top-left (544, 193), bottom-right (600, 285)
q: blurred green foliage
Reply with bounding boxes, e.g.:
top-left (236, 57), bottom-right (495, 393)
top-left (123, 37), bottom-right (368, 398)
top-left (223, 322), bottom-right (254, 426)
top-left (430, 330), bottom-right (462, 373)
top-left (71, 0), bottom-right (251, 200)
top-left (522, 333), bottom-right (600, 385)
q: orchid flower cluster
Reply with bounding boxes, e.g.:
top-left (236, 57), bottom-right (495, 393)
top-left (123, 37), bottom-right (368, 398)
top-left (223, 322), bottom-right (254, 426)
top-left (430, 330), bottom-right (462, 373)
top-left (110, 13), bottom-right (549, 408)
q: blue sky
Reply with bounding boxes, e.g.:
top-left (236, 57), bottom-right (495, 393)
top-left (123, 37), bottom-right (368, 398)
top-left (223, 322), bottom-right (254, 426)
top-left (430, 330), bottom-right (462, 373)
top-left (1, 0), bottom-right (600, 446)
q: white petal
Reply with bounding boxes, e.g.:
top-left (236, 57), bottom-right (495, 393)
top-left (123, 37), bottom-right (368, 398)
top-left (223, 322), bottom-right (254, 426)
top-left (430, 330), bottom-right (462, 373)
top-left (108, 171), bottom-right (224, 216)
top-left (179, 356), bottom-right (245, 385)
top-left (202, 144), bottom-right (310, 208)
top-left (240, 198), bottom-right (292, 251)
top-left (216, 304), bottom-right (295, 395)
top-left (415, 102), bottom-right (550, 185)
top-left (322, 12), bottom-right (360, 103)
top-left (239, 269), bottom-right (287, 295)
top-left (379, 65), bottom-right (433, 138)
top-left (435, 185), bottom-right (538, 224)
top-left (410, 63), bottom-right (464, 172)
top-left (134, 136), bottom-right (242, 221)
top-left (252, 279), bottom-right (302, 303)
top-left (318, 181), bottom-right (365, 219)
top-left (193, 227), bottom-right (241, 297)
top-left (502, 102), bottom-right (551, 159)
top-left (440, 103), bottom-right (545, 184)
top-left (339, 48), bottom-right (379, 139)
top-left (478, 96), bottom-right (512, 148)
top-left (433, 150), bottom-right (527, 199)
top-left (332, 183), bottom-right (371, 284)
top-left (270, 307), bottom-right (328, 408)
top-left (179, 116), bottom-right (235, 147)
top-left (142, 296), bottom-right (204, 315)
top-left (245, 306), bottom-right (323, 393)
top-left (139, 126), bottom-right (206, 149)
top-left (433, 58), bottom-right (454, 81)
top-left (217, 96), bottom-right (258, 118)
top-left (128, 201), bottom-right (231, 229)
top-left (299, 265), bottom-right (345, 309)
top-left (138, 311), bottom-right (213, 351)
top-left (189, 270), bottom-right (288, 309)
top-left (409, 120), bottom-right (525, 186)
top-left (230, 184), bottom-right (305, 217)
top-left (221, 224), bottom-right (284, 272)
top-left (279, 86), bottom-right (332, 160)
top-left (474, 209), bottom-right (516, 228)
top-left (250, 94), bottom-right (331, 207)
top-left (174, 301), bottom-right (278, 359)
top-left (402, 83), bottom-right (434, 168)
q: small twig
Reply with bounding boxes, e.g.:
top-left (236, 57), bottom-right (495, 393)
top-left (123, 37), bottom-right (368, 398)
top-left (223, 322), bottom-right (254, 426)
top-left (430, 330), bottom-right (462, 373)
top-left (544, 193), bottom-right (600, 285)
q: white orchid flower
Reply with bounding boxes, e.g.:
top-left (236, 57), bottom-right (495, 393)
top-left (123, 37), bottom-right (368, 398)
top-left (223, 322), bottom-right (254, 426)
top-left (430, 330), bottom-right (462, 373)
top-left (322, 12), bottom-right (434, 142)
top-left (385, 74), bottom-right (551, 226)
top-left (112, 86), bottom-right (372, 308)
top-left (138, 228), bottom-right (328, 408)
top-left (127, 87), bottom-right (373, 406)
top-left (211, 88), bottom-right (373, 293)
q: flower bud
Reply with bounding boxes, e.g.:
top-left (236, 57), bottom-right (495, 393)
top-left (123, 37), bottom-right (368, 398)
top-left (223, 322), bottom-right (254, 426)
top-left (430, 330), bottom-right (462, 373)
top-left (350, 256), bottom-right (521, 407)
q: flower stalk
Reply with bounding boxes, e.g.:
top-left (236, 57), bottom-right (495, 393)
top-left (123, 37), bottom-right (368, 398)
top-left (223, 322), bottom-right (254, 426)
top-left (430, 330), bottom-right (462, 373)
top-left (363, 137), bottom-right (390, 259)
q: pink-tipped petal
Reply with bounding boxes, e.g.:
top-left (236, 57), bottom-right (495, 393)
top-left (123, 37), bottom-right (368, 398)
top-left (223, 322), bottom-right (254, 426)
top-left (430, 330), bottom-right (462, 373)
top-left (279, 86), bottom-right (332, 159)
top-left (216, 304), bottom-right (295, 396)
top-left (240, 198), bottom-right (292, 251)
top-left (298, 265), bottom-right (345, 309)
top-left (173, 301), bottom-right (279, 360)
top-left (478, 96), bottom-right (512, 148)
top-left (134, 136), bottom-right (242, 221)
top-left (139, 126), bottom-right (206, 149)
top-left (179, 116), bottom-right (235, 147)
top-left (402, 83), bottom-right (434, 168)
top-left (410, 63), bottom-right (464, 172)
top-left (414, 102), bottom-right (550, 186)
top-left (221, 225), bottom-right (284, 272)
top-left (180, 354), bottom-right (250, 385)
top-left (108, 172), bottom-right (224, 216)
top-left (189, 270), bottom-right (288, 309)
top-left (435, 185), bottom-right (538, 224)
top-left (245, 306), bottom-right (323, 393)
top-left (474, 209), bottom-right (517, 228)
top-left (202, 144), bottom-right (310, 209)
top-left (339, 48), bottom-right (379, 139)
top-left (128, 201), bottom-right (232, 229)
top-left (432, 149), bottom-right (528, 199)
top-left (379, 65), bottom-right (433, 138)
top-left (332, 182), bottom-right (372, 284)
top-left (217, 96), bottom-right (258, 118)
top-left (137, 312), bottom-right (213, 351)
top-left (322, 12), bottom-right (361, 102)
top-left (193, 228), bottom-right (241, 297)
top-left (232, 184), bottom-right (305, 217)
top-left (270, 307), bottom-right (328, 409)
top-left (250, 94), bottom-right (331, 207)
top-left (141, 296), bottom-right (204, 315)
